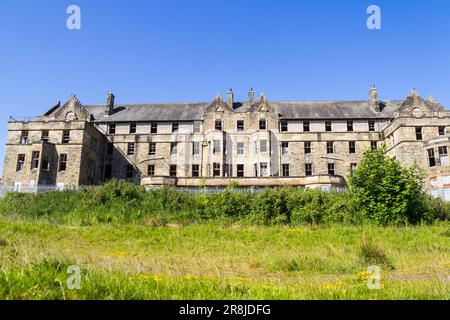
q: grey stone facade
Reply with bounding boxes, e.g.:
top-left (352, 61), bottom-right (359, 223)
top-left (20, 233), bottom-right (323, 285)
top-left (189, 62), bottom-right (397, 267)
top-left (3, 87), bottom-right (450, 189)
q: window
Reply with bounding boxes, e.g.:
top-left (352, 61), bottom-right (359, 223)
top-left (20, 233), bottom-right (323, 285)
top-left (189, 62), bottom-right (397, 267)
top-left (237, 120), bottom-right (244, 132)
top-left (350, 163), bottom-right (358, 176)
top-left (213, 140), bottom-right (221, 154)
top-left (87, 160), bottom-right (95, 181)
top-left (237, 142), bottom-right (244, 155)
top-left (349, 141), bottom-right (356, 154)
top-left (192, 164), bottom-right (200, 177)
top-left (259, 119), bottom-right (266, 130)
top-left (428, 148), bottom-right (436, 167)
top-left (126, 165), bottom-right (134, 179)
top-left (328, 163), bottom-right (335, 175)
top-left (347, 121), bottom-right (353, 132)
top-left (325, 121), bottom-right (332, 132)
top-left (282, 142), bottom-right (289, 155)
top-left (305, 163), bottom-right (313, 176)
top-left (62, 130), bottom-right (70, 144)
top-left (304, 141), bottom-right (311, 154)
top-left (149, 143), bottom-right (156, 155)
top-left (416, 127), bottom-right (423, 141)
top-left (439, 146), bottom-right (448, 166)
top-left (438, 126), bottom-right (445, 136)
top-left (280, 121), bottom-right (288, 132)
top-left (260, 140), bottom-right (268, 153)
top-left (104, 165), bottom-right (112, 180)
top-left (192, 142), bottom-right (200, 155)
top-left (303, 121), bottom-right (310, 132)
top-left (371, 141), bottom-right (377, 150)
top-left (193, 122), bottom-right (201, 133)
top-left (31, 151), bottom-right (40, 169)
top-left (326, 141), bottom-right (334, 154)
top-left (213, 163), bottom-right (221, 177)
top-left (108, 124), bottom-right (116, 135)
top-left (151, 122), bottom-right (158, 134)
top-left (224, 164), bottom-right (232, 177)
top-left (59, 154), bottom-right (67, 171)
top-left (107, 142), bottom-right (114, 155)
top-left (172, 122), bottom-right (179, 133)
top-left (369, 121), bottom-right (375, 132)
top-left (282, 164), bottom-right (290, 177)
top-left (20, 130), bottom-right (29, 144)
top-left (237, 164), bottom-right (244, 177)
top-left (169, 165), bottom-right (177, 177)
top-left (129, 123), bottom-right (137, 134)
top-left (16, 154), bottom-right (25, 171)
top-left (260, 162), bottom-right (268, 177)
top-left (127, 143), bottom-right (135, 155)
top-left (215, 119), bottom-right (222, 131)
top-left (147, 164), bottom-right (155, 176)
top-left (41, 159), bottom-right (50, 171)
top-left (170, 143), bottom-right (177, 155)
top-left (41, 130), bottom-right (49, 142)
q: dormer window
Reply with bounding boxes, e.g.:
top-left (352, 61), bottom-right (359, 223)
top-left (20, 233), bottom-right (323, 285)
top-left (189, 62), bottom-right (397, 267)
top-left (259, 119), bottom-right (266, 130)
top-left (237, 120), bottom-right (244, 132)
top-left (215, 119), bottom-right (222, 131)
top-left (129, 123), bottom-right (137, 134)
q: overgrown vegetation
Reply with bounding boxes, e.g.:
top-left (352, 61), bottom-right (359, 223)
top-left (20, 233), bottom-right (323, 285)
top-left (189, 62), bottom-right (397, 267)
top-left (0, 181), bottom-right (448, 227)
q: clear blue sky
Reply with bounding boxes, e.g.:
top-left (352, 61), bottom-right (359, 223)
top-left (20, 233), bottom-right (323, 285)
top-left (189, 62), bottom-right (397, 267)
top-left (1, 0), bottom-right (449, 174)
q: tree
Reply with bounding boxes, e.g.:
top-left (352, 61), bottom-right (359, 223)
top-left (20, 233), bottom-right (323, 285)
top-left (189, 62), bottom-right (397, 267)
top-left (348, 147), bottom-right (425, 225)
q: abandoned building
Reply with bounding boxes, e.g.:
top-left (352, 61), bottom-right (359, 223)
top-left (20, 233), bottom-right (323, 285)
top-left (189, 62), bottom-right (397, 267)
top-left (3, 87), bottom-right (450, 190)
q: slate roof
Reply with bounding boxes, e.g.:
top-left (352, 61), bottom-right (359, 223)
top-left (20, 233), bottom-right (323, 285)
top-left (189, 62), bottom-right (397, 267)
top-left (85, 102), bottom-right (210, 122)
top-left (82, 100), bottom-right (403, 122)
top-left (272, 100), bottom-right (403, 119)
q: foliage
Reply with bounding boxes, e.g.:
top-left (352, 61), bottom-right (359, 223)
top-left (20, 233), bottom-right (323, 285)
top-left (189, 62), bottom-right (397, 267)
top-left (0, 176), bottom-right (448, 226)
top-left (349, 147), bottom-right (429, 225)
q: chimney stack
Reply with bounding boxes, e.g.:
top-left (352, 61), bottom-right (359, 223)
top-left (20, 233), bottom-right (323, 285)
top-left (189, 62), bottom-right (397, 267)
top-left (369, 85), bottom-right (380, 112)
top-left (227, 88), bottom-right (234, 108)
top-left (105, 92), bottom-right (115, 116)
top-left (248, 88), bottom-right (255, 104)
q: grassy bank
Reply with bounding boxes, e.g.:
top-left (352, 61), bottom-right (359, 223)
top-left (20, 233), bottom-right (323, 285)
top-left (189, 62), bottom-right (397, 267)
top-left (0, 220), bottom-right (448, 299)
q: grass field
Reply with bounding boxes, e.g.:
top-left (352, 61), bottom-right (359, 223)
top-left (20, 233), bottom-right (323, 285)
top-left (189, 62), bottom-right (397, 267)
top-left (0, 218), bottom-right (448, 299)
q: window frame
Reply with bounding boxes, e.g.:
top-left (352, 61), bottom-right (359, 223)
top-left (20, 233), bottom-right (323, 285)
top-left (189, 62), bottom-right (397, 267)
top-left (127, 142), bottom-right (135, 155)
top-left (59, 154), bottom-right (68, 172)
top-left (129, 123), bottom-right (137, 134)
top-left (282, 164), bottom-right (290, 177)
top-left (236, 142), bottom-right (244, 155)
top-left (325, 121), bottom-right (332, 132)
top-left (303, 121), bottom-right (310, 132)
top-left (16, 154), bottom-right (25, 172)
top-left (31, 151), bottom-right (40, 170)
top-left (304, 141), bottom-right (311, 154)
top-left (62, 130), bottom-right (70, 144)
top-left (237, 164), bottom-right (244, 177)
top-left (236, 120), bottom-right (244, 132)
top-left (349, 141), bottom-right (356, 154)
top-left (150, 122), bottom-right (158, 134)
top-left (326, 141), bottom-right (334, 154)
top-left (215, 119), bottom-right (223, 131)
top-left (259, 119), bottom-right (267, 130)
top-left (305, 163), bottom-right (313, 176)
top-left (280, 121), bottom-right (288, 132)
top-left (415, 127), bottom-right (423, 141)
top-left (347, 120), bottom-right (354, 132)
top-left (147, 164), bottom-right (155, 176)
top-left (149, 142), bottom-right (157, 156)
top-left (328, 163), bottom-right (335, 175)
top-left (192, 164), bottom-right (200, 177)
top-left (108, 124), bottom-right (116, 135)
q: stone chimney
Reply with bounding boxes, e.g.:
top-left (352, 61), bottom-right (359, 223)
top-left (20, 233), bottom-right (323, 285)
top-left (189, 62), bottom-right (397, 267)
top-left (227, 88), bottom-right (234, 108)
top-left (105, 92), bottom-right (115, 116)
top-left (248, 88), bottom-right (255, 104)
top-left (369, 85), bottom-right (380, 112)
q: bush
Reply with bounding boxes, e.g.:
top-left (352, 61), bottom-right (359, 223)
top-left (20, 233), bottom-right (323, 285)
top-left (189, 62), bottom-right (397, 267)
top-left (349, 147), bottom-right (427, 225)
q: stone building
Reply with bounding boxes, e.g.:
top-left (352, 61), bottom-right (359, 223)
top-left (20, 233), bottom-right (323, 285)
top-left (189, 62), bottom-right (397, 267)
top-left (3, 87), bottom-right (450, 190)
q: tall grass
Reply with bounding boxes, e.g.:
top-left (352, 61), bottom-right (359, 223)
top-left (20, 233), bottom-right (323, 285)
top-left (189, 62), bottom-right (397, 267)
top-left (0, 181), bottom-right (448, 226)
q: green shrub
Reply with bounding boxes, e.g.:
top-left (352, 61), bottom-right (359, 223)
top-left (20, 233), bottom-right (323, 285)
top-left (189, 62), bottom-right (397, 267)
top-left (349, 147), bottom-right (427, 226)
